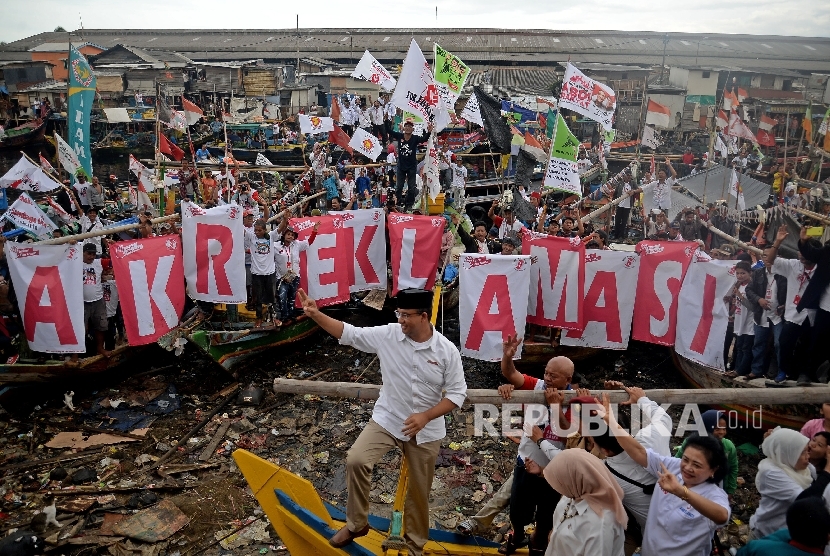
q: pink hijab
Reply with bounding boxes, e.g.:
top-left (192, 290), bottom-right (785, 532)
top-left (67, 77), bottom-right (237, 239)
top-left (543, 449), bottom-right (628, 528)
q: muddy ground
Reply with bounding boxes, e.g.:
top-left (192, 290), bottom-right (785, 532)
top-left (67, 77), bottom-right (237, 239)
top-left (0, 307), bottom-right (769, 555)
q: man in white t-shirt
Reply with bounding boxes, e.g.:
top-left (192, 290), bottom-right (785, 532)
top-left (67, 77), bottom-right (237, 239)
top-left (74, 173), bottom-right (92, 212)
top-left (74, 243), bottom-right (110, 362)
top-left (645, 158), bottom-right (678, 211)
top-left (613, 173), bottom-right (641, 240)
top-left (449, 155), bottom-right (467, 210)
top-left (78, 206), bottom-right (105, 255)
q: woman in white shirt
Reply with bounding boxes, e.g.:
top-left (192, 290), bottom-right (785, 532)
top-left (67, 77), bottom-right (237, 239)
top-left (542, 449), bottom-right (626, 556)
top-left (600, 393), bottom-right (730, 556)
top-left (749, 427), bottom-right (813, 539)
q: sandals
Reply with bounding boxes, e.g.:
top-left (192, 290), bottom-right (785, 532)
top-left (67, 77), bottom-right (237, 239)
top-left (498, 531), bottom-right (529, 555)
top-left (456, 519), bottom-right (477, 536)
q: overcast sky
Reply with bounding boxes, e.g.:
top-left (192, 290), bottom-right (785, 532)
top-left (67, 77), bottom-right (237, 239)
top-left (2, 0), bottom-right (829, 44)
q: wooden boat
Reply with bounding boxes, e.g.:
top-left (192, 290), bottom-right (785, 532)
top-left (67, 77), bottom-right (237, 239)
top-left (672, 351), bottom-right (826, 430)
top-left (233, 448), bottom-right (519, 556)
top-left (0, 343), bottom-right (136, 385)
top-left (0, 119), bottom-right (46, 149)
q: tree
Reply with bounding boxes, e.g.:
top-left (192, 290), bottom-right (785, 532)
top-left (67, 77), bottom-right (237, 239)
top-left (54, 26), bottom-right (66, 32)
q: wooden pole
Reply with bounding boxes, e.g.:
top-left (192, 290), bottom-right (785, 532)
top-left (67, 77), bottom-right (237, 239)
top-left (702, 219), bottom-right (762, 255)
top-left (783, 110), bottom-right (790, 178)
top-left (273, 378), bottom-right (830, 405)
top-left (579, 162), bottom-right (637, 223)
top-left (791, 206), bottom-right (830, 226)
top-left (36, 214), bottom-right (180, 245)
top-left (265, 190), bottom-right (326, 224)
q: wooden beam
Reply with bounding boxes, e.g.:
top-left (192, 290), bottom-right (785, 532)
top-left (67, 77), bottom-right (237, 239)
top-left (272, 378), bottom-right (830, 405)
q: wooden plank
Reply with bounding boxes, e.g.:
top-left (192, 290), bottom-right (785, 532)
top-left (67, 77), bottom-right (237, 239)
top-left (199, 419), bottom-right (231, 462)
top-left (272, 378), bottom-right (830, 405)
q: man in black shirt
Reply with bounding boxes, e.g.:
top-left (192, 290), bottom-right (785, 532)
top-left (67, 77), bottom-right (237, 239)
top-left (390, 120), bottom-right (432, 210)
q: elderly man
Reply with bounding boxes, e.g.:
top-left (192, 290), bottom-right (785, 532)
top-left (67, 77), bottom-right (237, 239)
top-left (299, 288), bottom-right (467, 555)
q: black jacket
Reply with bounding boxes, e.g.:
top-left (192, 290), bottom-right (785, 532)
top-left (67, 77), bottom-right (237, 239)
top-left (457, 225), bottom-right (497, 254)
top-left (797, 239), bottom-right (830, 312)
top-left (745, 266), bottom-right (788, 325)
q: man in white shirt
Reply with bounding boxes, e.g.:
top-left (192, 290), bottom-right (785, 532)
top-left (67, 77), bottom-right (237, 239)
top-left (745, 246), bottom-right (786, 380)
top-left (449, 155), bottom-right (467, 210)
top-left (767, 225), bottom-right (820, 384)
top-left (368, 100), bottom-right (387, 144)
top-left (339, 170), bottom-right (356, 202)
top-left (74, 172), bottom-right (92, 212)
top-left (383, 96), bottom-right (397, 138)
top-left (339, 97), bottom-right (354, 136)
top-left (74, 243), bottom-right (110, 362)
top-left (78, 206), bottom-right (105, 255)
top-left (298, 288), bottom-right (467, 555)
top-left (645, 158), bottom-right (678, 211)
top-left (612, 173), bottom-right (641, 240)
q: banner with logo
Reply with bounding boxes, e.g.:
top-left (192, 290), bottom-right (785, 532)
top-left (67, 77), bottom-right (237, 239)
top-left (459, 254), bottom-right (531, 361)
top-left (110, 236), bottom-right (185, 345)
top-left (631, 241), bottom-right (697, 346)
top-left (423, 131), bottom-right (442, 201)
top-left (543, 114), bottom-right (582, 197)
top-left (348, 127), bottom-right (383, 161)
top-left (351, 50), bottom-right (397, 92)
top-left (298, 114), bottom-right (335, 135)
top-left (526, 233), bottom-right (585, 330)
top-left (391, 39), bottom-right (440, 125)
top-left (290, 215), bottom-right (351, 308)
top-left (330, 209), bottom-right (387, 292)
top-left (387, 213), bottom-right (444, 295)
top-left (55, 133), bottom-right (81, 176)
top-left (0, 156), bottom-right (62, 192)
top-left (0, 193), bottom-right (58, 238)
top-left (68, 44), bottom-right (97, 179)
top-left (561, 250), bottom-right (640, 349)
top-left (181, 201), bottom-right (246, 303)
top-left (559, 63), bottom-right (616, 131)
top-left (5, 243), bottom-right (85, 353)
top-left (433, 43), bottom-right (470, 109)
top-left (675, 259), bottom-right (735, 370)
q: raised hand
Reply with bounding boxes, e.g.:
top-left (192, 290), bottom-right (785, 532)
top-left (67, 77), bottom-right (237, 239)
top-left (658, 462), bottom-right (683, 497)
top-left (297, 289), bottom-right (319, 317)
top-left (502, 334), bottom-right (522, 359)
top-left (776, 225), bottom-right (789, 243)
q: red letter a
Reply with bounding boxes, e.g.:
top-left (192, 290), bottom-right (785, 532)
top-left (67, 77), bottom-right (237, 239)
top-left (24, 266), bottom-right (77, 345)
top-left (465, 274), bottom-right (516, 351)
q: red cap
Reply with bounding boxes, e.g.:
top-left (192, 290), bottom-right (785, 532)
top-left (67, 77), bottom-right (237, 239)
top-left (530, 192), bottom-right (541, 200)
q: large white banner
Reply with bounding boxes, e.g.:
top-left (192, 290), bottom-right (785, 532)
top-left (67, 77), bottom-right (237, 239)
top-left (1, 193), bottom-right (58, 239)
top-left (5, 243), bottom-right (85, 353)
top-left (559, 63), bottom-right (616, 131)
top-left (675, 258), bottom-right (736, 370)
top-left (181, 201), bottom-right (246, 303)
top-left (423, 132), bottom-right (442, 201)
top-left (459, 254), bottom-right (531, 361)
top-left (543, 157), bottom-right (581, 197)
top-left (351, 50), bottom-right (397, 92)
top-left (526, 233), bottom-right (585, 331)
top-left (561, 250), bottom-right (640, 349)
top-left (391, 39), bottom-right (440, 125)
top-left (330, 209), bottom-right (387, 293)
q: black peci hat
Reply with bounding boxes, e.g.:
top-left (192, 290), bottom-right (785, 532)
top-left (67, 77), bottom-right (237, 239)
top-left (394, 288), bottom-right (433, 310)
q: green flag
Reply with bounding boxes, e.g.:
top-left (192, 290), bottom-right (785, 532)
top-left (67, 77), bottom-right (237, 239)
top-left (551, 114), bottom-right (580, 162)
top-left (433, 43), bottom-right (470, 105)
top-left (545, 108), bottom-right (556, 138)
top-left (67, 44), bottom-right (97, 180)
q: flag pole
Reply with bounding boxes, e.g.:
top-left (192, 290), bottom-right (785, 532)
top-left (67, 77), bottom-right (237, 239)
top-left (634, 77), bottom-right (647, 163)
top-left (782, 110), bottom-right (790, 189)
top-left (19, 150), bottom-right (82, 211)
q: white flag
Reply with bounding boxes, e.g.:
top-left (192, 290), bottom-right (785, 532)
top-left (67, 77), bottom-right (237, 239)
top-left (255, 153), bottom-right (272, 166)
top-left (128, 155), bottom-right (155, 211)
top-left (55, 133), bottom-right (81, 176)
top-left (391, 39), bottom-right (440, 125)
top-left (0, 155), bottom-right (62, 192)
top-left (348, 128), bottom-right (383, 161)
top-left (559, 63), bottom-right (617, 131)
top-left (461, 93), bottom-right (483, 127)
top-left (641, 126), bottom-right (661, 150)
top-left (351, 50), bottom-right (397, 92)
top-left (423, 132), bottom-right (442, 201)
top-left (298, 114), bottom-right (335, 135)
top-left (1, 193), bottom-right (58, 238)
top-left (729, 169), bottom-right (746, 210)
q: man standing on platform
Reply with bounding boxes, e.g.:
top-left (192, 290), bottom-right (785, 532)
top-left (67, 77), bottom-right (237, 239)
top-left (298, 288), bottom-right (467, 555)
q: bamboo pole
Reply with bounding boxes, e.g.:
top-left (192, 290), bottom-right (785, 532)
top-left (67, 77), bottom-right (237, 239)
top-left (140, 161), bottom-right (396, 172)
top-left (579, 163), bottom-right (637, 223)
top-left (791, 206), bottom-right (830, 226)
top-left (273, 378), bottom-right (830, 405)
top-left (36, 214), bottom-right (181, 245)
top-left (702, 219), bottom-right (762, 255)
top-left (265, 190), bottom-right (326, 224)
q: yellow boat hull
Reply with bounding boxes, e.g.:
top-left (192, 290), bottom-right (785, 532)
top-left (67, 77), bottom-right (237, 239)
top-left (233, 449), bottom-right (524, 555)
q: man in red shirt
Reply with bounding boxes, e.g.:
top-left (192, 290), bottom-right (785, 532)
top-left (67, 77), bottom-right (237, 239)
top-left (682, 147), bottom-right (695, 168)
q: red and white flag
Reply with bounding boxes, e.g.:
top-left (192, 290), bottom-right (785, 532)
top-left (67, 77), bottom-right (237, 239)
top-left (330, 209), bottom-right (387, 292)
top-left (5, 243), bottom-right (85, 353)
top-left (722, 90), bottom-right (738, 111)
top-left (561, 250), bottom-right (640, 350)
top-left (675, 259), bottom-right (735, 370)
top-left (181, 201), bottom-right (246, 303)
top-left (459, 254), bottom-right (531, 361)
top-left (298, 114), bottom-right (335, 135)
top-left (0, 155), bottom-right (62, 192)
top-left (328, 124), bottom-right (353, 155)
top-left (1, 192), bottom-right (58, 238)
top-left (290, 215), bottom-right (351, 308)
top-left (559, 62), bottom-right (616, 131)
top-left (759, 115), bottom-right (776, 132)
top-left (110, 235), bottom-right (185, 345)
top-left (128, 155), bottom-right (155, 211)
top-left (351, 50), bottom-right (397, 92)
top-left (46, 196), bottom-right (74, 224)
top-left (387, 213), bottom-right (444, 296)
top-left (348, 127), bottom-right (383, 161)
top-left (729, 169), bottom-right (746, 210)
top-left (737, 88), bottom-right (748, 102)
top-left (645, 99), bottom-right (672, 129)
top-left (716, 110), bottom-right (729, 130)
top-left (182, 98), bottom-right (204, 126)
top-left (726, 113), bottom-right (757, 144)
top-left (631, 241), bottom-right (697, 346)
top-left (39, 154), bottom-right (55, 174)
top-left (526, 233), bottom-right (585, 331)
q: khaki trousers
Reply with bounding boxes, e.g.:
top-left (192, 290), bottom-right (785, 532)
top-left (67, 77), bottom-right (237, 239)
top-left (346, 419), bottom-right (441, 556)
top-left (471, 474), bottom-right (513, 531)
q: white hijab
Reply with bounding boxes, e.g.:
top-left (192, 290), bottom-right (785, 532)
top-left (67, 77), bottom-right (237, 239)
top-left (758, 427), bottom-right (812, 489)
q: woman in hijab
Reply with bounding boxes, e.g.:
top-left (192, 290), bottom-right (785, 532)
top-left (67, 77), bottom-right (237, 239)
top-left (749, 427), bottom-right (813, 539)
top-left (676, 410), bottom-right (739, 498)
top-left (542, 449), bottom-right (626, 556)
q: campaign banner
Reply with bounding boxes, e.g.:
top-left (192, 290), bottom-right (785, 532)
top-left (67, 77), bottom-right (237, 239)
top-left (387, 213), bottom-right (444, 296)
top-left (0, 155), bottom-right (62, 192)
top-left (351, 50), bottom-right (397, 92)
top-left (290, 215), bottom-right (351, 308)
top-left (298, 114), bottom-right (335, 135)
top-left (543, 114), bottom-right (582, 196)
top-left (675, 259), bottom-right (735, 370)
top-left (423, 132), bottom-right (442, 201)
top-left (348, 127), bottom-right (383, 161)
top-left (561, 250), bottom-right (640, 349)
top-left (459, 254), bottom-right (531, 361)
top-left (68, 45), bottom-right (97, 179)
top-left (110, 235), bottom-right (185, 346)
top-left (5, 243), bottom-right (85, 353)
top-left (526, 233), bottom-right (585, 331)
top-left (559, 63), bottom-right (616, 131)
top-left (330, 209), bottom-right (387, 292)
top-left (55, 133), bottom-right (81, 176)
top-left (1, 193), bottom-right (58, 239)
top-left (181, 201), bottom-right (246, 303)
top-left (434, 43), bottom-right (470, 108)
top-left (631, 241), bottom-right (697, 346)
top-left (391, 39), bottom-right (440, 125)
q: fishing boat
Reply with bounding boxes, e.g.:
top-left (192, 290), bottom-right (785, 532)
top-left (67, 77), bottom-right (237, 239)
top-left (516, 324), bottom-right (600, 368)
top-left (233, 448), bottom-right (516, 556)
top-left (0, 343), bottom-right (136, 385)
top-left (0, 119), bottom-right (47, 149)
top-left (672, 351), bottom-right (826, 430)
top-left (204, 123), bottom-right (307, 165)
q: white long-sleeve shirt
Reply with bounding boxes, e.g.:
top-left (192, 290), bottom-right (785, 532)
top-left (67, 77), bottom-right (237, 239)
top-left (273, 238), bottom-right (311, 280)
top-left (339, 322), bottom-right (467, 445)
top-left (545, 498), bottom-right (625, 556)
top-left (605, 397), bottom-right (672, 529)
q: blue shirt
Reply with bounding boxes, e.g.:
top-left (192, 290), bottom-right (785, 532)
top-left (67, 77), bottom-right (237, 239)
top-left (195, 148), bottom-right (210, 161)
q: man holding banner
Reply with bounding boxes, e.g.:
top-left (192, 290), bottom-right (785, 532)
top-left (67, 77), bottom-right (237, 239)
top-left (298, 287), bottom-right (466, 555)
